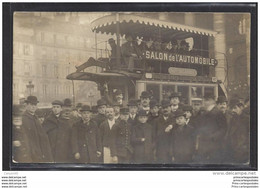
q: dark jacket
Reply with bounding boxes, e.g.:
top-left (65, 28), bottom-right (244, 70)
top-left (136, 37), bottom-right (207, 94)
top-left (71, 119), bottom-right (102, 163)
top-left (170, 124), bottom-right (195, 163)
top-left (154, 114), bottom-right (175, 163)
top-left (22, 111), bottom-right (53, 163)
top-left (43, 113), bottom-right (72, 163)
top-left (113, 120), bottom-right (133, 158)
top-left (127, 114), bottom-right (138, 127)
top-left (131, 122), bottom-right (154, 163)
top-left (92, 113), bottom-right (107, 128)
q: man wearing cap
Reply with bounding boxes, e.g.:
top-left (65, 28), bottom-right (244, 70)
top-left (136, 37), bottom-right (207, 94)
top-left (22, 96), bottom-right (53, 162)
top-left (193, 94), bottom-right (227, 163)
top-left (170, 109), bottom-right (195, 163)
top-left (154, 99), bottom-right (175, 163)
top-left (131, 109), bottom-right (154, 163)
top-left (127, 99), bottom-right (138, 127)
top-left (112, 108), bottom-right (133, 163)
top-left (139, 91), bottom-right (151, 114)
top-left (71, 105), bottom-right (102, 163)
top-left (43, 100), bottom-right (72, 162)
top-left (169, 92), bottom-right (182, 113)
top-left (92, 99), bottom-right (107, 128)
top-left (62, 98), bottom-right (74, 126)
top-left (12, 104), bottom-right (31, 163)
top-left (225, 98), bottom-right (249, 163)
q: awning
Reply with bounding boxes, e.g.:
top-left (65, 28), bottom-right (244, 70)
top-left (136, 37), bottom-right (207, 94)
top-left (91, 14), bottom-right (217, 39)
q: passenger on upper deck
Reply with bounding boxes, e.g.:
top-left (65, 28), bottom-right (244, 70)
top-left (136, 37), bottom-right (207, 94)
top-left (179, 40), bottom-right (190, 55)
top-left (170, 39), bottom-right (179, 54)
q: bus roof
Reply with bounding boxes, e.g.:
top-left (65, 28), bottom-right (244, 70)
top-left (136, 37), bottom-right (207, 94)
top-left (91, 13), bottom-right (217, 39)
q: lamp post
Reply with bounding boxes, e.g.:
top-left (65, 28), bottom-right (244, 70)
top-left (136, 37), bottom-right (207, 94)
top-left (26, 81), bottom-right (34, 96)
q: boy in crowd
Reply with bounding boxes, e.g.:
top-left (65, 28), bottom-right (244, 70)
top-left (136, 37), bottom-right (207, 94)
top-left (170, 110), bottom-right (195, 163)
top-left (71, 105), bottom-right (102, 163)
top-left (131, 110), bottom-right (154, 164)
top-left (113, 108), bottom-right (133, 163)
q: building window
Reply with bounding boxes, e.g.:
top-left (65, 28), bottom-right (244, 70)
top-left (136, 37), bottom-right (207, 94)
top-left (42, 48), bottom-right (47, 58)
top-left (65, 35), bottom-right (68, 45)
top-left (53, 34), bottom-right (57, 44)
top-left (54, 65), bottom-right (59, 77)
top-left (54, 50), bottom-right (58, 59)
top-left (66, 85), bottom-right (70, 95)
top-left (24, 62), bottom-right (31, 76)
top-left (42, 65), bottom-right (47, 76)
top-left (43, 84), bottom-right (47, 96)
top-left (41, 32), bottom-right (45, 42)
top-left (66, 67), bottom-right (70, 75)
top-left (54, 85), bottom-right (59, 96)
top-left (23, 44), bottom-right (30, 55)
top-left (239, 18), bottom-right (246, 35)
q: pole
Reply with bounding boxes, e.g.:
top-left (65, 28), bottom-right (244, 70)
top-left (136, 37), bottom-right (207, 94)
top-left (72, 80), bottom-right (75, 107)
top-left (116, 13), bottom-right (120, 69)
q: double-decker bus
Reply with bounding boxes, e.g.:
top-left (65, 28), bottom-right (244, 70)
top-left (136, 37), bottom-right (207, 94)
top-left (67, 13), bottom-right (227, 106)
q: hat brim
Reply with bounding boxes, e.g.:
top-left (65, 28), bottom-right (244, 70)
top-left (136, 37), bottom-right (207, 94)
top-left (25, 100), bottom-right (39, 104)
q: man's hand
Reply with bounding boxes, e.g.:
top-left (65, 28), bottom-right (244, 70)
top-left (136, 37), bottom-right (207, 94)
top-left (141, 138), bottom-right (145, 142)
top-left (97, 151), bottom-right (101, 158)
top-left (165, 125), bottom-right (173, 132)
top-left (74, 152), bottom-right (80, 160)
top-left (112, 156), bottom-right (118, 163)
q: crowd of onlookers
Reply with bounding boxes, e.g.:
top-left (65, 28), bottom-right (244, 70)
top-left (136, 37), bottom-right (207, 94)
top-left (12, 90), bottom-right (250, 164)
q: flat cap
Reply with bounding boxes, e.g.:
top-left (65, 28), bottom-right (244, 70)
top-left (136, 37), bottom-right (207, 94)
top-left (80, 105), bottom-right (92, 112)
top-left (52, 100), bottom-right (63, 106)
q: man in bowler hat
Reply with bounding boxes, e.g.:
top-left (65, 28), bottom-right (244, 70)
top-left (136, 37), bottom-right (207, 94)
top-left (139, 91), bottom-right (151, 114)
top-left (169, 92), bottom-right (182, 113)
top-left (92, 99), bottom-right (107, 128)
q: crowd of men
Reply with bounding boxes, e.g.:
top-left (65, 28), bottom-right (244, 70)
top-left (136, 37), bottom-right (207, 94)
top-left (12, 91), bottom-right (250, 164)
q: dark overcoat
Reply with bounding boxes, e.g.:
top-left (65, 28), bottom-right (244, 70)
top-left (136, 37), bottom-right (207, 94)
top-left (92, 113), bottom-right (107, 128)
top-left (154, 115), bottom-right (175, 163)
top-left (71, 119), bottom-right (102, 163)
top-left (42, 113), bottom-right (72, 163)
top-left (131, 122), bottom-right (154, 164)
top-left (22, 111), bottom-right (53, 163)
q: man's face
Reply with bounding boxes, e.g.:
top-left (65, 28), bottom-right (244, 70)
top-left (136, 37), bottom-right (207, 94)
top-left (26, 103), bottom-right (37, 115)
top-left (106, 108), bottom-right (115, 120)
top-left (98, 105), bottom-right (107, 115)
top-left (129, 106), bottom-right (138, 115)
top-left (231, 105), bottom-right (243, 116)
top-left (52, 105), bottom-right (62, 115)
top-left (217, 102), bottom-right (227, 113)
top-left (192, 101), bottom-right (202, 113)
top-left (138, 116), bottom-right (148, 124)
top-left (81, 111), bottom-right (92, 122)
top-left (71, 110), bottom-right (78, 117)
top-left (170, 97), bottom-right (180, 105)
top-left (120, 114), bottom-right (129, 121)
top-left (176, 116), bottom-right (186, 126)
top-left (113, 106), bottom-right (120, 115)
top-left (13, 115), bottom-right (22, 126)
top-left (162, 106), bottom-right (171, 116)
top-left (150, 106), bottom-right (159, 115)
top-left (141, 97), bottom-right (150, 107)
top-left (184, 111), bottom-right (192, 119)
top-left (38, 117), bottom-right (44, 124)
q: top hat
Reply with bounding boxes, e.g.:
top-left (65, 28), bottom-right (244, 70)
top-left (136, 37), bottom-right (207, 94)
top-left (169, 92), bottom-right (182, 99)
top-left (229, 98), bottom-right (243, 109)
top-left (138, 109), bottom-right (148, 117)
top-left (120, 108), bottom-right (129, 114)
top-left (80, 105), bottom-right (92, 112)
top-left (52, 100), bottom-right (63, 106)
top-left (97, 99), bottom-right (107, 107)
top-left (13, 104), bottom-right (24, 116)
top-left (174, 109), bottom-right (186, 118)
top-left (127, 99), bottom-right (138, 107)
top-left (216, 96), bottom-right (228, 104)
top-left (150, 99), bottom-right (159, 108)
top-left (25, 96), bottom-right (39, 105)
top-left (63, 98), bottom-right (72, 107)
top-left (140, 91), bottom-right (151, 99)
top-left (182, 105), bottom-right (193, 112)
top-left (161, 99), bottom-right (171, 108)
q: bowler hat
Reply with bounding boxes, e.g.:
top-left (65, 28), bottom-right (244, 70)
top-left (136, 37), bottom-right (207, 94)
top-left (169, 92), bottom-right (182, 99)
top-left (91, 105), bottom-right (98, 113)
top-left (120, 108), bottom-right (129, 114)
top-left (161, 99), bottom-right (171, 108)
top-left (97, 99), bottom-right (107, 106)
top-left (52, 100), bottom-right (63, 106)
top-left (174, 109), bottom-right (186, 118)
top-left (76, 103), bottom-right (83, 108)
top-left (216, 96), bottom-right (228, 104)
top-left (182, 105), bottom-right (193, 112)
top-left (108, 38), bottom-right (115, 44)
top-left (229, 98), bottom-right (243, 109)
top-left (140, 91), bottom-right (151, 99)
top-left (150, 99), bottom-right (159, 108)
top-left (127, 99), bottom-right (138, 106)
top-left (25, 96), bottom-right (39, 104)
top-left (13, 105), bottom-right (24, 116)
top-left (80, 105), bottom-right (92, 112)
top-left (113, 89), bottom-right (123, 96)
top-left (138, 109), bottom-right (148, 117)
top-left (112, 102), bottom-right (121, 107)
top-left (63, 98), bottom-right (72, 107)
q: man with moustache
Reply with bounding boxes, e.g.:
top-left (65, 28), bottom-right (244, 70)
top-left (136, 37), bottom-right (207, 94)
top-left (127, 99), bottom-right (138, 127)
top-left (139, 91), bottom-right (151, 115)
top-left (71, 105), bottom-right (102, 163)
top-left (22, 96), bottom-right (53, 163)
top-left (154, 99), bottom-right (175, 163)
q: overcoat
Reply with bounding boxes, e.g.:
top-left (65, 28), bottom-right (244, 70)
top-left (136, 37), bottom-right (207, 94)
top-left (43, 113), bottom-right (72, 163)
top-left (92, 113), bottom-right (107, 128)
top-left (71, 119), bottom-right (102, 163)
top-left (131, 122), bottom-right (154, 164)
top-left (22, 111), bottom-right (53, 163)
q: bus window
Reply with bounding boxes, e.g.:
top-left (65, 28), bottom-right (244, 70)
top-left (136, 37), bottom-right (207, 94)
top-left (191, 86), bottom-right (203, 98)
top-left (177, 85), bottom-right (189, 104)
top-left (146, 84), bottom-right (160, 102)
top-left (162, 85), bottom-right (175, 100)
top-left (204, 86), bottom-right (215, 99)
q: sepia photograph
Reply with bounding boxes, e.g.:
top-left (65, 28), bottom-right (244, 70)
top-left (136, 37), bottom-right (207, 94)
top-left (11, 10), bottom-right (253, 167)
